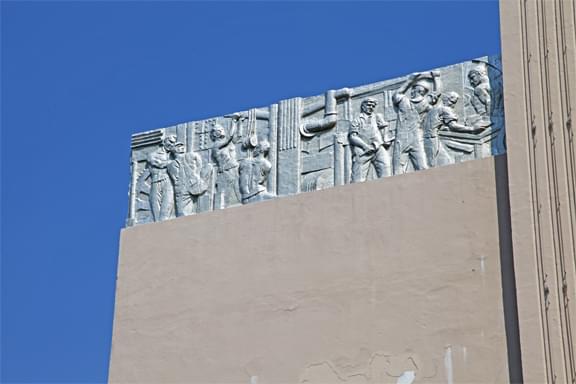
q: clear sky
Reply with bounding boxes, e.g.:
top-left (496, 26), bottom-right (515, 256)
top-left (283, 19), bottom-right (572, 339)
top-left (1, 1), bottom-right (500, 382)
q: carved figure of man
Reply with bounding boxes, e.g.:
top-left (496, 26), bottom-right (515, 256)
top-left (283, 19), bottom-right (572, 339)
top-left (348, 98), bottom-right (392, 182)
top-left (468, 68), bottom-right (492, 122)
top-left (210, 122), bottom-right (241, 208)
top-left (146, 138), bottom-right (174, 221)
top-left (422, 92), bottom-right (476, 167)
top-left (239, 140), bottom-right (274, 204)
top-left (164, 135), bottom-right (207, 217)
top-left (392, 73), bottom-right (432, 174)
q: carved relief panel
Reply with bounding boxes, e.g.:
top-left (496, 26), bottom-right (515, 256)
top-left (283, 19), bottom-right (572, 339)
top-left (127, 56), bottom-right (505, 226)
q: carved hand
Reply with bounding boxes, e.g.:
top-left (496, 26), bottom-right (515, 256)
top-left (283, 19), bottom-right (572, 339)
top-left (225, 112), bottom-right (246, 121)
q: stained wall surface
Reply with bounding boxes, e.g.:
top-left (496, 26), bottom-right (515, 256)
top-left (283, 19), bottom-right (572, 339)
top-left (500, 0), bottom-right (576, 382)
top-left (110, 155), bottom-right (511, 383)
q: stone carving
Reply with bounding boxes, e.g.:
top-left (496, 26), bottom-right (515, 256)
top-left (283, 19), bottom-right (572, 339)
top-left (392, 72), bottom-right (436, 174)
top-left (165, 135), bottom-right (208, 217)
top-left (210, 120), bottom-right (241, 209)
top-left (239, 140), bottom-right (273, 204)
top-left (438, 62), bottom-right (502, 161)
top-left (238, 109), bottom-right (274, 204)
top-left (349, 98), bottom-right (392, 182)
top-left (126, 56), bottom-right (506, 226)
top-left (422, 92), bottom-right (478, 167)
top-left (467, 67), bottom-right (492, 127)
top-left (300, 89), bottom-right (352, 138)
top-left (146, 138), bottom-right (174, 222)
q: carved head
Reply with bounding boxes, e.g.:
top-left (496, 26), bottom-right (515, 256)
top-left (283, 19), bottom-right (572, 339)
top-left (427, 92), bottom-right (440, 105)
top-left (254, 140), bottom-right (270, 157)
top-left (210, 124), bottom-right (226, 140)
top-left (360, 98), bottom-right (378, 115)
top-left (163, 135), bottom-right (177, 150)
top-left (163, 135), bottom-right (185, 154)
top-left (410, 83), bottom-right (428, 100)
top-left (468, 68), bottom-right (487, 87)
top-left (173, 142), bottom-right (185, 154)
top-left (441, 91), bottom-right (460, 107)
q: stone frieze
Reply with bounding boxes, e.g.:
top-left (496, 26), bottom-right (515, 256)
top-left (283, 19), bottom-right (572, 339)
top-left (127, 56), bottom-right (505, 226)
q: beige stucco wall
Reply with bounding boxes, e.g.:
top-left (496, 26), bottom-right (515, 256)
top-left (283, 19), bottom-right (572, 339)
top-left (110, 155), bottom-right (511, 383)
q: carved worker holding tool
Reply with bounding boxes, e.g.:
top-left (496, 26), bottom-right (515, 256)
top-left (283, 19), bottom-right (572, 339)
top-left (392, 72), bottom-right (439, 174)
top-left (349, 97), bottom-right (392, 182)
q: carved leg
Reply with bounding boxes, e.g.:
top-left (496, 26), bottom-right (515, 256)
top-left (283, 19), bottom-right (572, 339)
top-left (149, 182), bottom-right (161, 222)
top-left (411, 139), bottom-right (428, 171)
top-left (222, 167), bottom-right (241, 207)
top-left (393, 141), bottom-right (410, 175)
top-left (424, 137), bottom-right (438, 168)
top-left (350, 157), bottom-right (362, 183)
top-left (373, 147), bottom-right (392, 178)
top-left (436, 140), bottom-right (453, 166)
top-left (158, 181), bottom-right (173, 221)
top-left (351, 157), bottom-right (370, 183)
top-left (174, 190), bottom-right (194, 217)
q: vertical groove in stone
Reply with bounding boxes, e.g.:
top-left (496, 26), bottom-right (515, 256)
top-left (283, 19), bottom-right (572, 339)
top-left (186, 122), bottom-right (194, 153)
top-left (502, 0), bottom-right (576, 382)
top-left (268, 104), bottom-right (278, 195)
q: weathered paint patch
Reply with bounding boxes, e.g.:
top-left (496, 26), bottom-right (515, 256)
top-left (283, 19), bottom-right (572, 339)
top-left (396, 370), bottom-right (416, 384)
top-left (444, 345), bottom-right (453, 384)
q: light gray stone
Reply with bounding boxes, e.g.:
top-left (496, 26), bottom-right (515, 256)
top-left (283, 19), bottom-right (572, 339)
top-left (126, 56), bottom-right (506, 226)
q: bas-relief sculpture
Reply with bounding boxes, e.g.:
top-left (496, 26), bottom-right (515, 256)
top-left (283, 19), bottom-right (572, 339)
top-left (392, 72), bottom-right (436, 174)
top-left (349, 98), bottom-right (392, 182)
top-left (210, 120), bottom-right (241, 209)
top-left (165, 136), bottom-right (208, 217)
top-left (126, 56), bottom-right (506, 226)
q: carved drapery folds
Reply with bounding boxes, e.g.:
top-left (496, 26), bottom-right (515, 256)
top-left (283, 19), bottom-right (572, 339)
top-left (127, 56), bottom-right (506, 226)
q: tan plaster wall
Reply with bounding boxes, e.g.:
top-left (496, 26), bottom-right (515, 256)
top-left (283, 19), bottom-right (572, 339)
top-left (110, 156), bottom-right (510, 383)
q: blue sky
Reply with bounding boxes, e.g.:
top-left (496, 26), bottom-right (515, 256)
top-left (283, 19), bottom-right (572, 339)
top-left (1, 1), bottom-right (500, 382)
